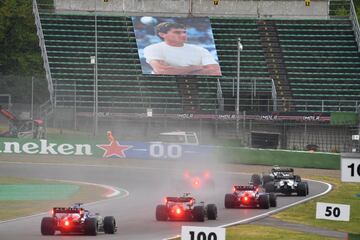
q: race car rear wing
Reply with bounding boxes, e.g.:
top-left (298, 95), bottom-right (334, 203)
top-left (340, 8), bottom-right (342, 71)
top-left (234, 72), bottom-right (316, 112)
top-left (274, 175), bottom-right (295, 180)
top-left (271, 168), bottom-right (294, 173)
top-left (52, 207), bottom-right (84, 214)
top-left (166, 197), bottom-right (194, 203)
top-left (234, 185), bottom-right (256, 191)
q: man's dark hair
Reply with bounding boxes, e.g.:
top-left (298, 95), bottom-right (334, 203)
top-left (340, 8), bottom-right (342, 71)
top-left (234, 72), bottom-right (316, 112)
top-left (155, 22), bottom-right (186, 37)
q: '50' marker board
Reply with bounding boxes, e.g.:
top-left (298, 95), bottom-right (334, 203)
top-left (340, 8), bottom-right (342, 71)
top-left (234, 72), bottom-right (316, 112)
top-left (316, 202), bottom-right (350, 222)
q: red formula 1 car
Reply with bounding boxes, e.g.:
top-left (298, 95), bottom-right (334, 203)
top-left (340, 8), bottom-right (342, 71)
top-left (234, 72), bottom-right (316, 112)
top-left (224, 185), bottom-right (277, 209)
top-left (182, 169), bottom-right (215, 189)
top-left (155, 194), bottom-right (217, 222)
top-left (41, 203), bottom-right (116, 236)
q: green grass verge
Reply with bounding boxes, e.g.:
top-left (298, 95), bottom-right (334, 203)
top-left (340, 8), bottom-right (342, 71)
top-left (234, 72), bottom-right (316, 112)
top-left (0, 184), bottom-right (80, 200)
top-left (227, 225), bottom-right (339, 240)
top-left (174, 225), bottom-right (338, 240)
top-left (274, 175), bottom-right (360, 234)
top-left (0, 176), bottom-right (107, 221)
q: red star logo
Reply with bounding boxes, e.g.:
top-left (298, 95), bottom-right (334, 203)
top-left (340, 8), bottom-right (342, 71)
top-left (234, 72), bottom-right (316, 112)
top-left (97, 141), bottom-right (132, 158)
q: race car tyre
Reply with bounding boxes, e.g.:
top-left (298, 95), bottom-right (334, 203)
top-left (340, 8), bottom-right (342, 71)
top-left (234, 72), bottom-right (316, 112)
top-left (264, 182), bottom-right (275, 193)
top-left (294, 175), bottom-right (302, 182)
top-left (224, 194), bottom-right (236, 209)
top-left (156, 205), bottom-right (168, 221)
top-left (269, 193), bottom-right (277, 207)
top-left (206, 204), bottom-right (217, 220)
top-left (262, 175), bottom-right (273, 185)
top-left (305, 182), bottom-right (309, 195)
top-left (41, 217), bottom-right (55, 235)
top-left (259, 195), bottom-right (270, 209)
top-left (251, 174), bottom-right (262, 186)
top-left (297, 182), bottom-right (307, 196)
top-left (85, 218), bottom-right (98, 236)
top-left (193, 206), bottom-right (205, 222)
top-left (103, 216), bottom-right (116, 234)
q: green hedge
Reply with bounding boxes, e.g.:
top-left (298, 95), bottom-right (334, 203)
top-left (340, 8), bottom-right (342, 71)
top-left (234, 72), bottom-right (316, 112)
top-left (215, 147), bottom-right (340, 170)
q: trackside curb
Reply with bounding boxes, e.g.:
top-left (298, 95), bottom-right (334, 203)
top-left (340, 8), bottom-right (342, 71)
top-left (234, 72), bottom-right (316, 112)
top-left (53, 179), bottom-right (123, 198)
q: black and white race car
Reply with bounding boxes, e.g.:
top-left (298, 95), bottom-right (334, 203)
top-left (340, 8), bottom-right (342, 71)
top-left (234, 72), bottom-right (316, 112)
top-left (224, 185), bottom-right (277, 209)
top-left (156, 193), bottom-right (217, 222)
top-left (41, 203), bottom-right (117, 236)
top-left (251, 166), bottom-right (309, 196)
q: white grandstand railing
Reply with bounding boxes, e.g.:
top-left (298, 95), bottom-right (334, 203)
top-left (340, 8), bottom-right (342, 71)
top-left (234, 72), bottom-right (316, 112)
top-left (33, 0), bottom-right (54, 105)
top-left (350, 0), bottom-right (360, 52)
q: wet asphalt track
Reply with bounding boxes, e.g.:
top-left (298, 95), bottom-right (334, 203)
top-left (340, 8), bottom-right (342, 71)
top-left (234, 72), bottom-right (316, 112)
top-left (0, 158), bottom-right (330, 240)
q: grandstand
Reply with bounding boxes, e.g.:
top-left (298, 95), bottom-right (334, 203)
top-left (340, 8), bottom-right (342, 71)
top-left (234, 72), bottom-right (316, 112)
top-left (33, 0), bottom-right (360, 152)
top-left (37, 13), bottom-right (273, 113)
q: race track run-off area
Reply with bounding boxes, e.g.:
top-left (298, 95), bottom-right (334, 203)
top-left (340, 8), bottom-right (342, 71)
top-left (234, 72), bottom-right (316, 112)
top-left (0, 156), bottom-right (330, 240)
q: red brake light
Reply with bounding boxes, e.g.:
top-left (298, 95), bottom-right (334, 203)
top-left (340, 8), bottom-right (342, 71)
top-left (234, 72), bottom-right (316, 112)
top-left (64, 220), bottom-right (70, 227)
top-left (193, 179), bottom-right (201, 188)
top-left (51, 209), bottom-right (54, 215)
top-left (244, 196), bottom-right (248, 202)
top-left (171, 206), bottom-right (183, 216)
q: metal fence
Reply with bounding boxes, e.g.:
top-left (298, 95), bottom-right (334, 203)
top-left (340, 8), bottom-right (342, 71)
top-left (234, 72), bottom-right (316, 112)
top-left (52, 94), bottom-right (360, 115)
top-left (1, 102), bottom-right (358, 153)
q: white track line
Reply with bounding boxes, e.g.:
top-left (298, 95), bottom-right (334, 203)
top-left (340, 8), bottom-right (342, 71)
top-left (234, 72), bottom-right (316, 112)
top-left (0, 179), bottom-right (129, 225)
top-left (166, 179), bottom-right (332, 240)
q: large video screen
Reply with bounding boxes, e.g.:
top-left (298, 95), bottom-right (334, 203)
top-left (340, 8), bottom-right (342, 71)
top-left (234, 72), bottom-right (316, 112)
top-left (132, 16), bottom-right (222, 76)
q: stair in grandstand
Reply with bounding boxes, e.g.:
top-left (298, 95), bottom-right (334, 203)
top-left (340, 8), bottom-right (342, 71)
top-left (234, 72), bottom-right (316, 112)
top-left (176, 77), bottom-right (200, 113)
top-left (257, 20), bottom-right (292, 112)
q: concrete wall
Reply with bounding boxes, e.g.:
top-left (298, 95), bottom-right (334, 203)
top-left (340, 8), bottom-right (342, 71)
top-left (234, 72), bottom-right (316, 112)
top-left (54, 0), bottom-right (329, 19)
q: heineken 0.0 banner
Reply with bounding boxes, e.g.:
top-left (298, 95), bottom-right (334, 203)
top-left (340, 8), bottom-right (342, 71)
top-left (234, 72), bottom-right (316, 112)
top-left (0, 136), bottom-right (214, 160)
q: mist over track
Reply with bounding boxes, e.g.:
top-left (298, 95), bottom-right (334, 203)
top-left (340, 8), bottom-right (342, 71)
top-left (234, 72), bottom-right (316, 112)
top-left (0, 155), bottom-right (330, 240)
